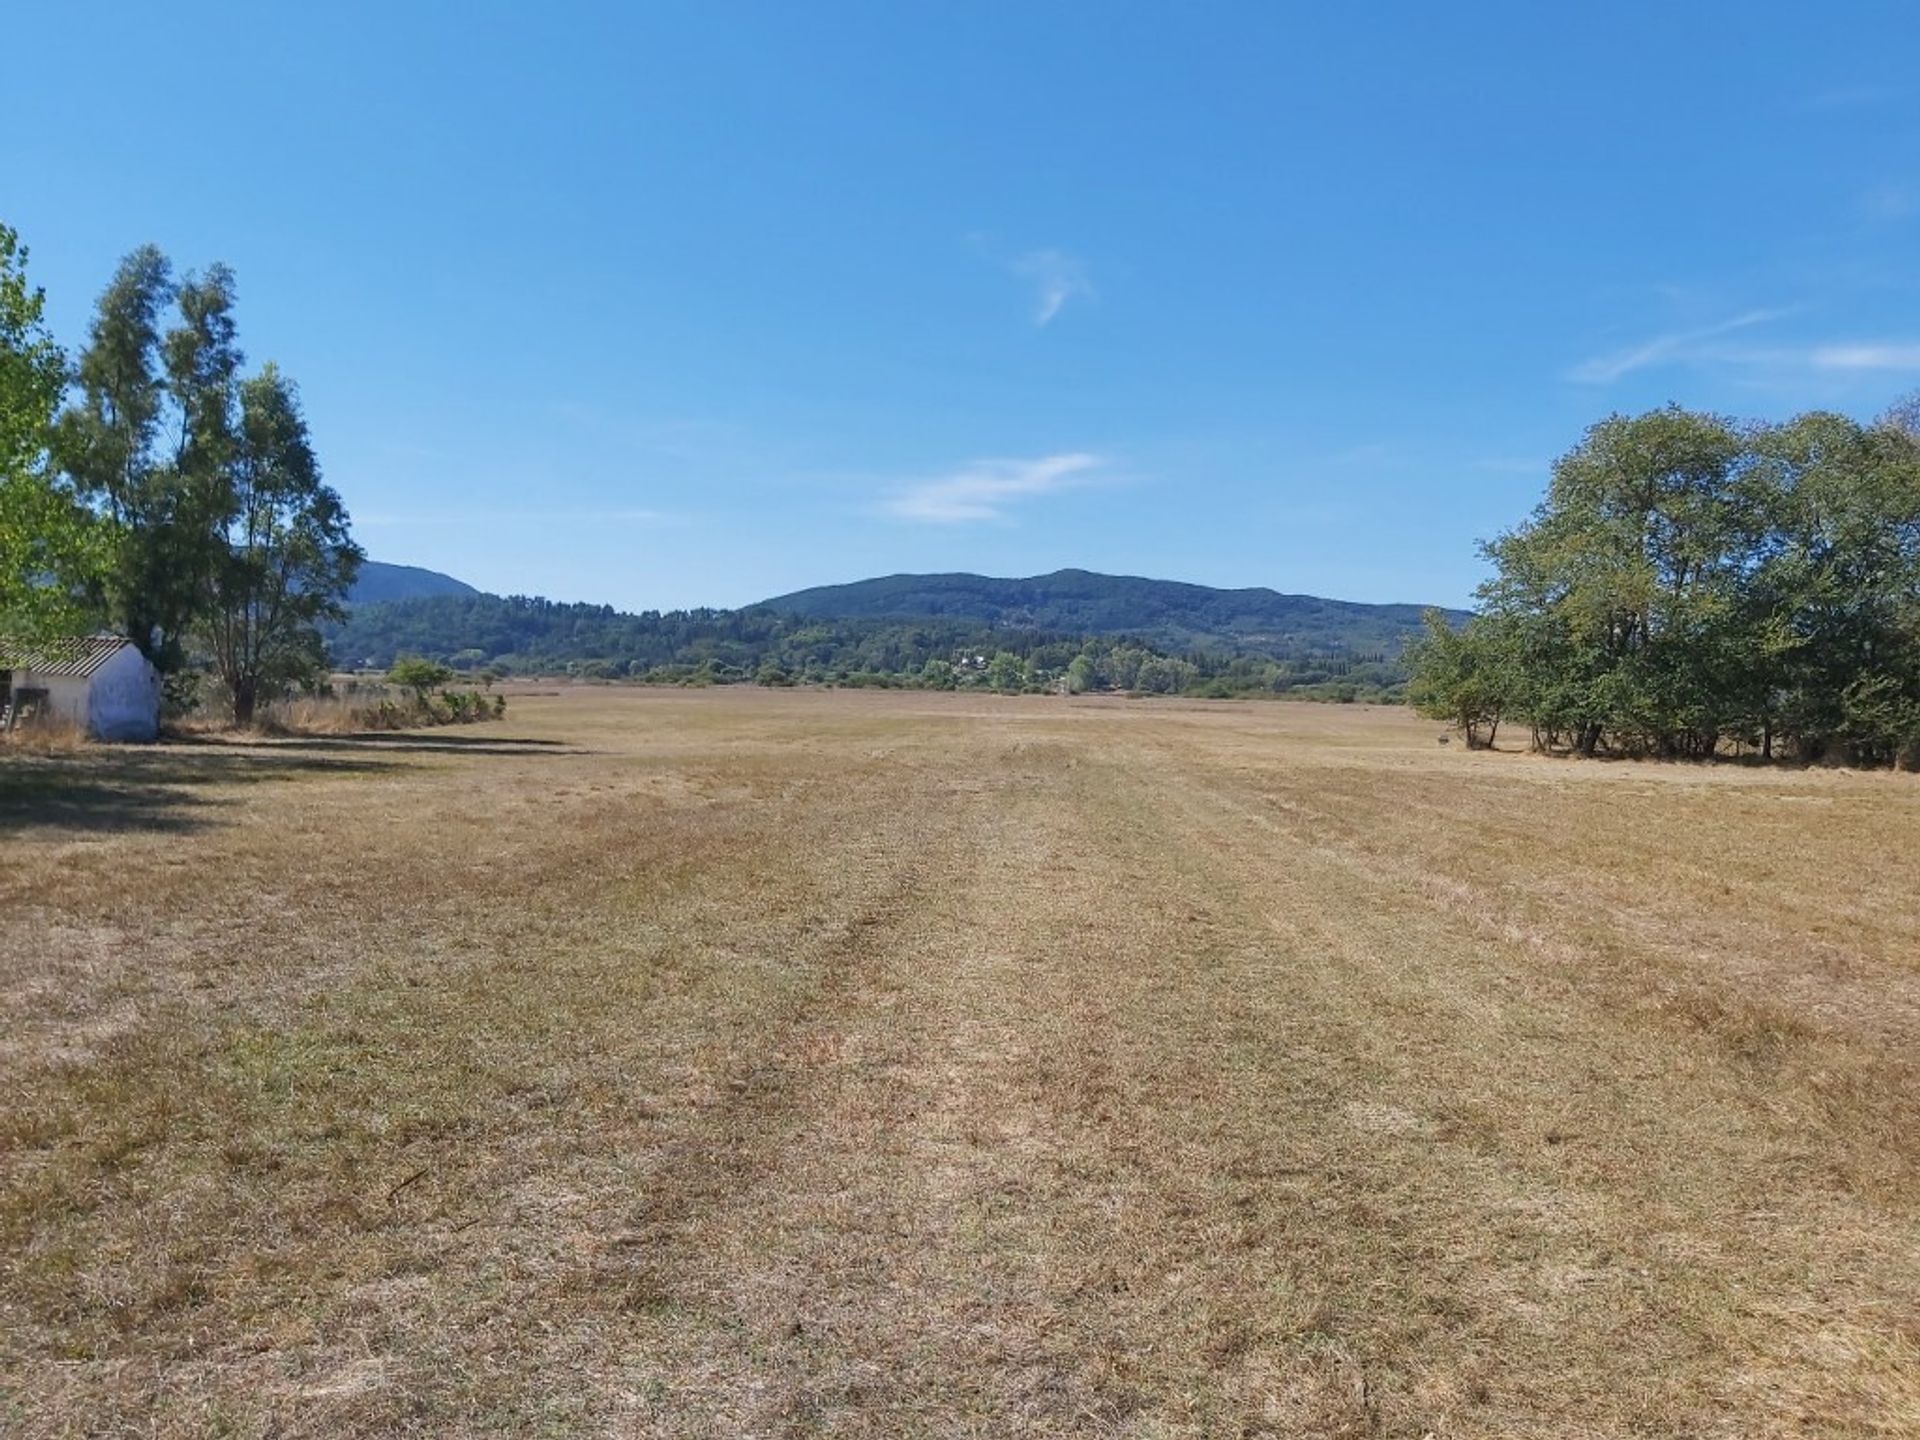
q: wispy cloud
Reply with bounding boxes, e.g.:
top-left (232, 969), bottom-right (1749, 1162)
top-left (1569, 308), bottom-right (1920, 388)
top-left (1806, 343), bottom-right (1920, 371)
top-left (1568, 309), bottom-right (1791, 383)
top-left (1010, 249), bottom-right (1094, 326)
top-left (884, 452), bottom-right (1102, 523)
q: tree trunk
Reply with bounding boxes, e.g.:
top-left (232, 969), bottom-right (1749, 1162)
top-left (232, 678), bottom-right (256, 728)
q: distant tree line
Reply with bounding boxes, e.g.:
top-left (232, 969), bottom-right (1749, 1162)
top-left (1410, 405), bottom-right (1920, 766)
top-left (328, 593), bottom-right (1405, 699)
top-left (0, 224), bottom-right (361, 724)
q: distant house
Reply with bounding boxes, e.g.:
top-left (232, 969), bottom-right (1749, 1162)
top-left (0, 634), bottom-right (162, 742)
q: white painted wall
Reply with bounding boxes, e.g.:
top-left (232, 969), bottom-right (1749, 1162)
top-left (84, 647), bottom-right (161, 742)
top-left (20, 674), bottom-right (91, 731)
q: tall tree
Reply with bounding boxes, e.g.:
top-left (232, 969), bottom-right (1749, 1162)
top-left (1475, 406), bottom-right (1750, 756)
top-left (1747, 411), bottom-right (1920, 764)
top-left (0, 223), bottom-right (101, 641)
top-left (55, 248), bottom-right (241, 674)
top-left (203, 365), bottom-right (363, 725)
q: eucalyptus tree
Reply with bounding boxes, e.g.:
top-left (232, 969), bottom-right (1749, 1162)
top-left (54, 248), bottom-right (242, 674)
top-left (203, 365), bottom-right (363, 725)
top-left (52, 246), bottom-right (362, 722)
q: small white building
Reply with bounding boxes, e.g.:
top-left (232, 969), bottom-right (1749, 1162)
top-left (1, 634), bottom-right (162, 742)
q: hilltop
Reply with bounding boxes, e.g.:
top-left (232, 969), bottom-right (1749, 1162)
top-left (346, 560), bottom-right (478, 606)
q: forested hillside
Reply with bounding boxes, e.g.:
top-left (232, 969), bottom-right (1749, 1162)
top-left (325, 592), bottom-right (1406, 697)
top-left (762, 568), bottom-right (1460, 659)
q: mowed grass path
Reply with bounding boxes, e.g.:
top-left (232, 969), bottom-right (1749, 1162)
top-left (2, 689), bottom-right (1916, 1438)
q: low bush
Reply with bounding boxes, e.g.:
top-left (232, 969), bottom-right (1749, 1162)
top-left (236, 683), bottom-right (507, 734)
top-left (352, 687), bottom-right (504, 731)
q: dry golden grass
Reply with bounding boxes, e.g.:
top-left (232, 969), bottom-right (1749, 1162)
top-left (1, 689), bottom-right (1915, 1437)
top-left (0, 718), bottom-right (88, 755)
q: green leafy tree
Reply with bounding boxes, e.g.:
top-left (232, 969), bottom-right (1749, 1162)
top-left (1134, 654), bottom-right (1198, 694)
top-left (0, 224), bottom-right (103, 641)
top-left (1744, 410), bottom-right (1920, 763)
top-left (1406, 610), bottom-right (1517, 747)
top-left (984, 650), bottom-right (1027, 693)
top-left (1437, 403), bottom-right (1920, 766)
top-left (1476, 406), bottom-right (1749, 756)
top-left (203, 365), bottom-right (363, 725)
top-left (388, 656), bottom-right (455, 700)
top-left (55, 247), bottom-right (241, 675)
top-left (1101, 644), bottom-right (1150, 691)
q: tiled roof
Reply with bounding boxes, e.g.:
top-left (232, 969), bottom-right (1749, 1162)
top-left (0, 633), bottom-right (142, 679)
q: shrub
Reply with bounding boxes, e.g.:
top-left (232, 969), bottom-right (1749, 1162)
top-left (388, 657), bottom-right (455, 699)
top-left (330, 684), bottom-right (505, 732)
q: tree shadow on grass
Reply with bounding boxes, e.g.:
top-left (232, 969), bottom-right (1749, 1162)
top-left (0, 747), bottom-right (398, 837)
top-left (245, 732), bottom-right (588, 756)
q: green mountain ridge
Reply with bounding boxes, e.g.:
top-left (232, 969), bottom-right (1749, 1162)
top-left (326, 566), bottom-right (1459, 700)
top-left (760, 568), bottom-right (1466, 658)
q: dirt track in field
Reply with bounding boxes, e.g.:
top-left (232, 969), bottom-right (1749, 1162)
top-left (3, 689), bottom-right (1916, 1437)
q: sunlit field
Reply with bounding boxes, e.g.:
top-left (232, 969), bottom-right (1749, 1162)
top-left (3, 688), bottom-right (1916, 1438)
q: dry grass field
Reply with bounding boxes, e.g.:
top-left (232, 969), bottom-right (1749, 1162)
top-left (2, 688), bottom-right (1917, 1438)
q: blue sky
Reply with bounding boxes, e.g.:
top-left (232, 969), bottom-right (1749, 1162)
top-left (9, 3), bottom-right (1920, 610)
